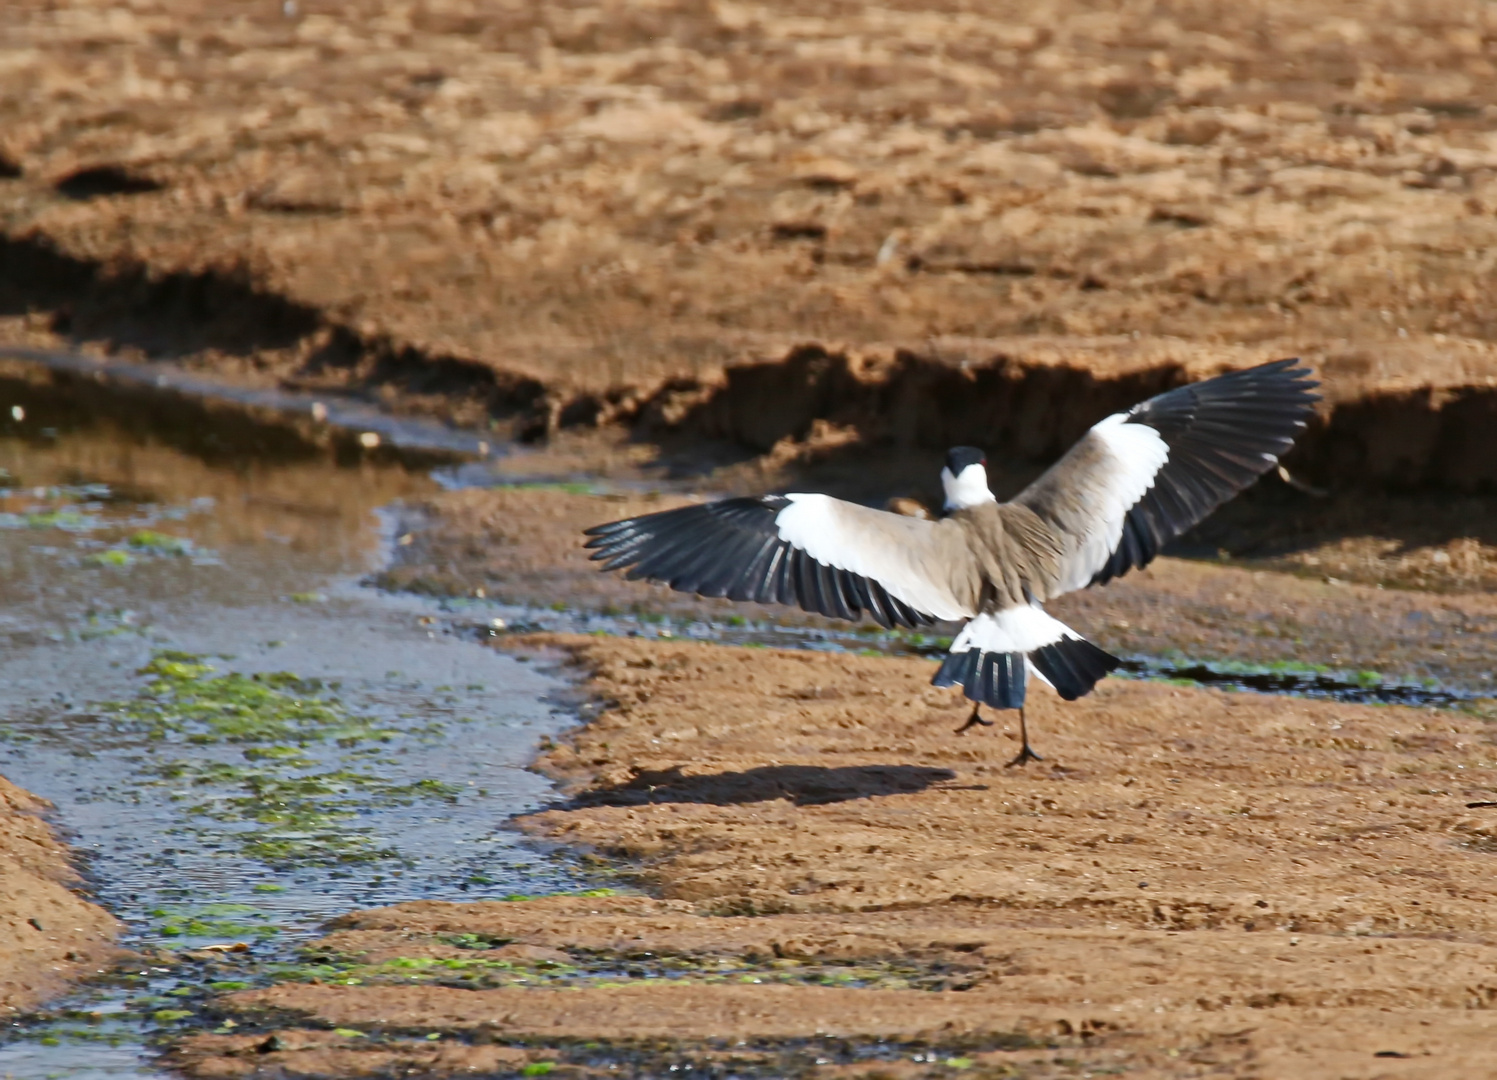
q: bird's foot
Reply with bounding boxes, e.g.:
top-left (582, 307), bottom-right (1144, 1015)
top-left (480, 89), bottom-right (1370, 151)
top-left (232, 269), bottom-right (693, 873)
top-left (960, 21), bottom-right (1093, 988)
top-left (955, 706), bottom-right (994, 734)
top-left (1004, 744), bottom-right (1044, 768)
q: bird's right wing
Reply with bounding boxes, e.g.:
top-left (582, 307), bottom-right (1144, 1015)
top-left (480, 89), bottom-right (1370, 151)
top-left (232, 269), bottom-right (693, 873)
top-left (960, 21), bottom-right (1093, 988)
top-left (584, 494), bottom-right (977, 628)
top-left (1014, 358), bottom-right (1319, 594)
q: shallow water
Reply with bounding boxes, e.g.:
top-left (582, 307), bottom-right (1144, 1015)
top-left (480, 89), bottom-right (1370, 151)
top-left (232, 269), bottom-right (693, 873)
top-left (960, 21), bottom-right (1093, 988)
top-left (0, 380), bottom-right (584, 1077)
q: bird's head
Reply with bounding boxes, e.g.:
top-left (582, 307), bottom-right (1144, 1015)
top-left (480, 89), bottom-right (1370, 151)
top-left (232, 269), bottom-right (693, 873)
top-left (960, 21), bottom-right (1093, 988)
top-left (941, 446), bottom-right (996, 511)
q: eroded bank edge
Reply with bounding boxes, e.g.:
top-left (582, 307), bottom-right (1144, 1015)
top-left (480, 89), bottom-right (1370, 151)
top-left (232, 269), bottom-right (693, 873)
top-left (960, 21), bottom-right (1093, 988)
top-left (6, 232), bottom-right (1497, 490)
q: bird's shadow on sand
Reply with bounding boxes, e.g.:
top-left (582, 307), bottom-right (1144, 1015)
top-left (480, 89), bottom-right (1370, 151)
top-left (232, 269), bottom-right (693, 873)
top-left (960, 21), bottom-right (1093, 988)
top-left (567, 763), bottom-right (970, 808)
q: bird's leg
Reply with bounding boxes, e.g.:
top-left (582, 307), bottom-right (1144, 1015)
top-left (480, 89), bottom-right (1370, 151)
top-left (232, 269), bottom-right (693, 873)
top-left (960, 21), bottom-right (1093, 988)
top-left (954, 703), bottom-right (994, 734)
top-left (1004, 707), bottom-right (1044, 767)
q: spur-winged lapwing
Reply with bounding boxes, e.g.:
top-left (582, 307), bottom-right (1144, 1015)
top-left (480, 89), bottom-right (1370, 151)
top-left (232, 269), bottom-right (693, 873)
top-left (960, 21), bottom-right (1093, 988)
top-left (584, 359), bottom-right (1318, 765)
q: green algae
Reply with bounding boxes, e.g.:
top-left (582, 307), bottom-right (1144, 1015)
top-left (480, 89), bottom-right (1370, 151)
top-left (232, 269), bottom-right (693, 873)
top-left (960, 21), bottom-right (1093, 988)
top-left (99, 651), bottom-right (466, 868)
top-left (271, 943), bottom-right (980, 994)
top-left (507, 481), bottom-right (596, 496)
top-left (0, 479), bottom-right (218, 569)
top-left (21, 509), bottom-right (94, 531)
top-left (150, 904), bottom-right (279, 940)
top-left (75, 607), bottom-right (143, 639)
top-left (87, 529), bottom-right (213, 567)
top-left (496, 888), bottom-right (619, 903)
top-left (127, 529), bottom-right (193, 555)
top-left (109, 653), bottom-right (403, 747)
top-left (444, 932), bottom-right (515, 950)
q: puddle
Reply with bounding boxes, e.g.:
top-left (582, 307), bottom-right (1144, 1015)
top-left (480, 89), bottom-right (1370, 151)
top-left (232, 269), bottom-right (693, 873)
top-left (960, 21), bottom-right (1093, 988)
top-left (0, 346), bottom-right (494, 461)
top-left (0, 370), bottom-right (591, 1077)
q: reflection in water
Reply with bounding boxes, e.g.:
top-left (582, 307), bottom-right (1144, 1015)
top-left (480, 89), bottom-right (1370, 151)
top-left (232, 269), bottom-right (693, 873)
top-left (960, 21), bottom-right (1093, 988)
top-left (0, 360), bottom-right (436, 568)
top-left (0, 364), bottom-right (583, 1078)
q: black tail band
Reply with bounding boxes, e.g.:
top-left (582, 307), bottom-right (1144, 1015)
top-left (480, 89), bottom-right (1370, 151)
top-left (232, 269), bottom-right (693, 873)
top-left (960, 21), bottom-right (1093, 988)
top-left (1027, 637), bottom-right (1121, 701)
top-left (932, 650), bottom-right (1026, 709)
top-left (933, 638), bottom-right (1121, 710)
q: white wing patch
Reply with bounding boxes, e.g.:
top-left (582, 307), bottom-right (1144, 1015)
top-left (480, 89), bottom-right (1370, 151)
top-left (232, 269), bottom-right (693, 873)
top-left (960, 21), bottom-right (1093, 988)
top-left (949, 606), bottom-right (1078, 654)
top-left (1051, 413), bottom-right (1169, 593)
top-left (773, 493), bottom-right (974, 621)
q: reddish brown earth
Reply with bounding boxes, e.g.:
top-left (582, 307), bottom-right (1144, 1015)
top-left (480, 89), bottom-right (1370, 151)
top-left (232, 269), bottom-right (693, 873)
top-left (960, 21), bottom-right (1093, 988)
top-left (4, 0), bottom-right (1497, 484)
top-left (0, 775), bottom-right (122, 1015)
top-left (173, 634), bottom-right (1497, 1078)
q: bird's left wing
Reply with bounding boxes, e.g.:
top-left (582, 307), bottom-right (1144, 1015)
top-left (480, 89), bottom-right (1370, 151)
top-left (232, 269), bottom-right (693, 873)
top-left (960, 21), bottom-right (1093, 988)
top-left (584, 494), bottom-right (976, 628)
top-left (1014, 358), bottom-right (1319, 594)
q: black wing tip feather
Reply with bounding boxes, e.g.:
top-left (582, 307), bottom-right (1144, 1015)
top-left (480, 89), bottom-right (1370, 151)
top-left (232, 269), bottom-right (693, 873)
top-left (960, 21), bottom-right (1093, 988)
top-left (1202, 357), bottom-right (1321, 403)
top-left (581, 495), bottom-right (934, 629)
top-left (1092, 359), bottom-right (1320, 587)
top-left (1133, 358), bottom-right (1321, 416)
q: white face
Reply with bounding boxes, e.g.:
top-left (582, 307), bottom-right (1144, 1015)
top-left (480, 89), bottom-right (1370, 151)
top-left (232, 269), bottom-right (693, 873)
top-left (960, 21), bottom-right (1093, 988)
top-left (941, 462), bottom-right (996, 510)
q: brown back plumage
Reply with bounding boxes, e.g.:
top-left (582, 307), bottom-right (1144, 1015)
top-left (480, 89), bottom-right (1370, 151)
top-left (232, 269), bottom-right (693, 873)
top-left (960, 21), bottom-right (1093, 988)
top-left (949, 503), bottom-right (1065, 611)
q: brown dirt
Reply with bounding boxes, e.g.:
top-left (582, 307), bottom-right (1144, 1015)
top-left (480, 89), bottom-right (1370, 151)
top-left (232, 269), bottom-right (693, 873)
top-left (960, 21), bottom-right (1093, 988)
top-left (6, 1), bottom-right (1497, 485)
top-left (517, 636), bottom-right (1497, 921)
top-left (0, 774), bottom-right (123, 1015)
top-left (174, 634), bottom-right (1497, 1077)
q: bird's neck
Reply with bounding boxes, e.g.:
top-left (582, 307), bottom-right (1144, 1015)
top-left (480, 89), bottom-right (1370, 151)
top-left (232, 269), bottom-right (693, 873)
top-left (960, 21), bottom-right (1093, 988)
top-left (942, 466), bottom-right (997, 511)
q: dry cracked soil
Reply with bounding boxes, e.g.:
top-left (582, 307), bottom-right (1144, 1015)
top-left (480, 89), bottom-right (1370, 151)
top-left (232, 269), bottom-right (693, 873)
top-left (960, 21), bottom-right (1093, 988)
top-left (5, 1), bottom-right (1497, 1077)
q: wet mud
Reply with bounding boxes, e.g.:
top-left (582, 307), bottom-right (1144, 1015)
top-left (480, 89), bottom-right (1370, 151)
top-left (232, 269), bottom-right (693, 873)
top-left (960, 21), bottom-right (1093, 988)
top-left (0, 775), bottom-right (121, 1014)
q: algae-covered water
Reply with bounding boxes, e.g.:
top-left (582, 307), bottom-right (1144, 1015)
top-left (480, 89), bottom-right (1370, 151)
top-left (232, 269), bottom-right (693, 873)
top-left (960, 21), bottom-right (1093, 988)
top-left (0, 366), bottom-right (585, 1078)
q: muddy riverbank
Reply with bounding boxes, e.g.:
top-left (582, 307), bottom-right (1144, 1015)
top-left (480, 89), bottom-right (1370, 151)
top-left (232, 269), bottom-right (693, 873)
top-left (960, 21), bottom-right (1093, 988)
top-left (172, 632), bottom-right (1497, 1079)
top-left (0, 365), bottom-right (1493, 1078)
top-left (167, 480), bottom-right (1497, 1080)
top-left (0, 776), bottom-right (120, 1014)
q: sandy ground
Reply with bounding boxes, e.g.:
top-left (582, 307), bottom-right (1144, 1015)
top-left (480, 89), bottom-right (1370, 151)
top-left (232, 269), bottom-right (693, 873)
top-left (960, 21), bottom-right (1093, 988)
top-left (173, 633), bottom-right (1497, 1078)
top-left (0, 775), bottom-right (122, 1014)
top-left (3, 1), bottom-right (1497, 479)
